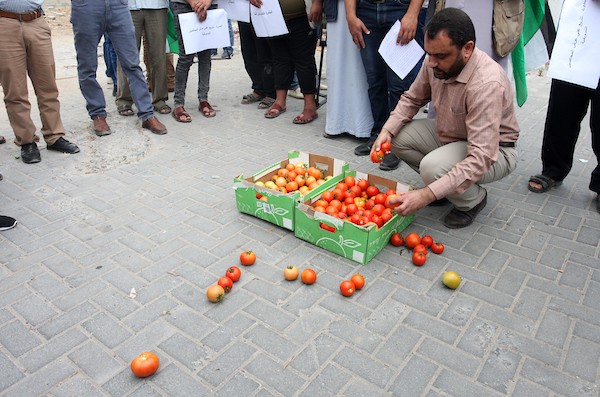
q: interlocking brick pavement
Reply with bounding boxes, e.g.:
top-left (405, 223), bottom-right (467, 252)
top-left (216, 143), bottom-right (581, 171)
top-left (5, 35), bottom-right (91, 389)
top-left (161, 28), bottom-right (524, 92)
top-left (1, 12), bottom-right (599, 397)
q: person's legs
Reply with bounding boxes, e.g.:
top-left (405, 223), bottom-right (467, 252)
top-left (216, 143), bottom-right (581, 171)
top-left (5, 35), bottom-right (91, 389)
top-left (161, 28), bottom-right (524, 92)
top-left (144, 9), bottom-right (169, 110)
top-left (197, 49), bottom-right (212, 102)
top-left (115, 10), bottom-right (143, 112)
top-left (540, 79), bottom-right (592, 183)
top-left (267, 34), bottom-right (294, 115)
top-left (107, 1), bottom-right (154, 121)
top-left (222, 19), bottom-right (234, 58)
top-left (391, 119), bottom-right (441, 173)
top-left (0, 18), bottom-right (37, 145)
top-left (25, 17), bottom-right (66, 145)
top-left (587, 81), bottom-right (600, 194)
top-left (171, 2), bottom-right (195, 108)
top-left (166, 53), bottom-right (175, 91)
top-left (70, 1), bottom-right (107, 118)
top-left (239, 21), bottom-right (264, 99)
top-left (287, 16), bottom-right (318, 123)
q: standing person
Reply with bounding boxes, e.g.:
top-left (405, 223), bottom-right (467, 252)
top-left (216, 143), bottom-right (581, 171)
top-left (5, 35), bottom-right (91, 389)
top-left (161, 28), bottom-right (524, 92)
top-left (322, 0), bottom-right (373, 138)
top-left (250, 0), bottom-right (323, 124)
top-left (346, 0), bottom-right (426, 171)
top-left (170, 0), bottom-right (217, 122)
top-left (372, 8), bottom-right (519, 228)
top-left (70, 0), bottom-right (168, 136)
top-left (0, 0), bottom-right (80, 164)
top-left (116, 1), bottom-right (171, 118)
top-left (527, 1), bottom-right (599, 212)
top-left (238, 21), bottom-right (276, 108)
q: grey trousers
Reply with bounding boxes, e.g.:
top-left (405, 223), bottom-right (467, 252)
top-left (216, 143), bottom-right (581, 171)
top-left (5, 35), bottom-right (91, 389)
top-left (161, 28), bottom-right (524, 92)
top-left (391, 119), bottom-right (518, 211)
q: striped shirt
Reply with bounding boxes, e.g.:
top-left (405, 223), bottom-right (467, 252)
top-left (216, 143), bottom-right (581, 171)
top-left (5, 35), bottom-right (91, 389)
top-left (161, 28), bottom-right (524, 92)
top-left (383, 47), bottom-right (520, 199)
top-left (0, 0), bottom-right (42, 13)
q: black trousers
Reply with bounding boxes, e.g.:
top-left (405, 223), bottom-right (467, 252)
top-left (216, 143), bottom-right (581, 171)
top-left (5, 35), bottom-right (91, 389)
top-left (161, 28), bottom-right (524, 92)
top-left (266, 15), bottom-right (318, 94)
top-left (238, 21), bottom-right (275, 98)
top-left (541, 79), bottom-right (600, 193)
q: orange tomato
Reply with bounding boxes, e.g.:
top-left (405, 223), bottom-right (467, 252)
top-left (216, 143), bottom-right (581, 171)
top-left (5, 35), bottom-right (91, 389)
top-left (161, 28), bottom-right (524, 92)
top-left (277, 169), bottom-right (288, 178)
top-left (405, 233), bottom-right (421, 249)
top-left (301, 268), bottom-right (317, 284)
top-left (286, 163), bottom-right (295, 171)
top-left (130, 352), bottom-right (160, 378)
top-left (350, 274), bottom-right (365, 290)
top-left (286, 181), bottom-right (299, 192)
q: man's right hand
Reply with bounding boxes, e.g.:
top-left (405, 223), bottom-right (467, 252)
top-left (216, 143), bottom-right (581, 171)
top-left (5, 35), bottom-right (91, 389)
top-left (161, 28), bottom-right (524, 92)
top-left (372, 129), bottom-right (392, 154)
top-left (346, 16), bottom-right (369, 49)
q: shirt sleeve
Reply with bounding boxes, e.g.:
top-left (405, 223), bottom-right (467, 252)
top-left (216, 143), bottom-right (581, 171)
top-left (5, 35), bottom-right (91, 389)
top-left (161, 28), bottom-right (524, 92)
top-left (427, 80), bottom-right (505, 199)
top-left (382, 63), bottom-right (431, 136)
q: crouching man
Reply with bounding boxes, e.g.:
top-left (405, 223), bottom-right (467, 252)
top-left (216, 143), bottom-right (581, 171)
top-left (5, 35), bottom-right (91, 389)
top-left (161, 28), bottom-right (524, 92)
top-left (373, 8), bottom-right (519, 228)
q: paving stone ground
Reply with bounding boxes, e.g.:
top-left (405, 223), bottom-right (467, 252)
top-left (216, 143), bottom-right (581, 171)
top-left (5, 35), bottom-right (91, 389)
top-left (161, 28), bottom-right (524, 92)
top-left (1, 10), bottom-right (599, 397)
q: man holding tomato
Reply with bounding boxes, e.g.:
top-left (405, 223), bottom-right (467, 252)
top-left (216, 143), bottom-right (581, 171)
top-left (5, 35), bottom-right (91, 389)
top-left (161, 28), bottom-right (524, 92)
top-left (373, 8), bottom-right (519, 228)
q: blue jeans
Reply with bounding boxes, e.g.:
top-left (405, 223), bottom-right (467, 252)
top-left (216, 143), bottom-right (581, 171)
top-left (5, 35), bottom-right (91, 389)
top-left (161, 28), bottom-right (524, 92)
top-left (357, 0), bottom-right (426, 135)
top-left (70, 0), bottom-right (153, 120)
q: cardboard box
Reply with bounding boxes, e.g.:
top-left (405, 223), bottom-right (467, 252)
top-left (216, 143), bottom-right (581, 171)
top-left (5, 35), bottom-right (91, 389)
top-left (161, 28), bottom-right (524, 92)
top-left (233, 151), bottom-right (349, 230)
top-left (294, 170), bottom-right (414, 264)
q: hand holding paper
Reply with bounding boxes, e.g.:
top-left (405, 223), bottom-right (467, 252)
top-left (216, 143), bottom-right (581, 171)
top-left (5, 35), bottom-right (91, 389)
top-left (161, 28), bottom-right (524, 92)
top-left (378, 20), bottom-right (424, 79)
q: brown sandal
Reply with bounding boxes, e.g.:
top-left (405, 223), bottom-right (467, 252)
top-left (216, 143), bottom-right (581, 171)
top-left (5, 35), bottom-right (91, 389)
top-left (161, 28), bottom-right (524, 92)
top-left (172, 105), bottom-right (192, 123)
top-left (157, 105), bottom-right (172, 114)
top-left (199, 100), bottom-right (216, 118)
top-left (264, 103), bottom-right (286, 119)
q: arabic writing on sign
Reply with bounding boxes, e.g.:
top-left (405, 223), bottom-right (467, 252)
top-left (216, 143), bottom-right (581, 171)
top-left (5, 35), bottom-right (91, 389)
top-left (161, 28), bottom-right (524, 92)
top-left (568, 0), bottom-right (588, 68)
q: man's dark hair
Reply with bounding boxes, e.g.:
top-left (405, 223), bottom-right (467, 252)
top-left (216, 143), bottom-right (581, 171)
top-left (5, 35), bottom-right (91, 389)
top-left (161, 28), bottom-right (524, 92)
top-left (425, 8), bottom-right (476, 47)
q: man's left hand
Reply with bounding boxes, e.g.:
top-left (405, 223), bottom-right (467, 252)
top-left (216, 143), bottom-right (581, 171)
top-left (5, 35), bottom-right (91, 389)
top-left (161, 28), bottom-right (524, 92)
top-left (388, 187), bottom-right (437, 216)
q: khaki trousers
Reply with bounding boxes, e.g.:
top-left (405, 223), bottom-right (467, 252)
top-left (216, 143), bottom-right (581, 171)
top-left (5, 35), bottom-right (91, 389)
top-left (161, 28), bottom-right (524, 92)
top-left (0, 16), bottom-right (64, 145)
top-left (392, 119), bottom-right (518, 211)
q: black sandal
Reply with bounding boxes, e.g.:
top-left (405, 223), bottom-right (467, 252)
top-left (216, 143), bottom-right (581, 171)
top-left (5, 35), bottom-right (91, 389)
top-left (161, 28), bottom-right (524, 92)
top-left (528, 174), bottom-right (562, 193)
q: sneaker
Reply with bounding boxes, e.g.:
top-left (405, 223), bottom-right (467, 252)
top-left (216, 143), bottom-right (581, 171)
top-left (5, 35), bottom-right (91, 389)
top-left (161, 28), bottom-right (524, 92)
top-left (0, 215), bottom-right (17, 231)
top-left (288, 87), bottom-right (303, 99)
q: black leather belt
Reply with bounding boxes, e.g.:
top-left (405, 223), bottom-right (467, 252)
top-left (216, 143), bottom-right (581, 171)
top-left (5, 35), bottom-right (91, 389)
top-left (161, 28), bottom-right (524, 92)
top-left (499, 142), bottom-right (516, 148)
top-left (369, 0), bottom-right (386, 3)
top-left (0, 9), bottom-right (43, 22)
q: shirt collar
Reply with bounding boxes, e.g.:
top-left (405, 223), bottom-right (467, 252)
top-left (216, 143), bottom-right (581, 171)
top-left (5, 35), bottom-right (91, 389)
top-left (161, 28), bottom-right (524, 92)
top-left (454, 47), bottom-right (482, 84)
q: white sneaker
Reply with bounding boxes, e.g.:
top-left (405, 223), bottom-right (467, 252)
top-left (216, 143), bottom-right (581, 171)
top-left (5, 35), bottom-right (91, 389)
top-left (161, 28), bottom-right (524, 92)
top-left (319, 83), bottom-right (328, 91)
top-left (288, 87), bottom-right (304, 99)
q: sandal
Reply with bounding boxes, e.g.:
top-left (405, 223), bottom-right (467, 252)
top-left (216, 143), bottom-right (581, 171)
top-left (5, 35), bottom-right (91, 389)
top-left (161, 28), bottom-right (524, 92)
top-left (528, 174), bottom-right (562, 193)
top-left (257, 97), bottom-right (275, 110)
top-left (157, 105), bottom-right (172, 114)
top-left (199, 100), bottom-right (216, 118)
top-left (117, 105), bottom-right (134, 116)
top-left (241, 92), bottom-right (264, 105)
top-left (264, 103), bottom-right (286, 119)
top-left (172, 105), bottom-right (191, 123)
top-left (293, 111), bottom-right (318, 124)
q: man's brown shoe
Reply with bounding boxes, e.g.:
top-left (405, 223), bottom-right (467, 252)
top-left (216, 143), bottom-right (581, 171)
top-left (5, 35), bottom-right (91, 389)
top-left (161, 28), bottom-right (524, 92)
top-left (93, 116), bottom-right (111, 136)
top-left (141, 116), bottom-right (168, 135)
top-left (443, 192), bottom-right (487, 229)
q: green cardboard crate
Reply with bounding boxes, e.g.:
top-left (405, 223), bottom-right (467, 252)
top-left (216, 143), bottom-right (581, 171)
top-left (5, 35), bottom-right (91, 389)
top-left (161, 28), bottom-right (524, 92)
top-left (233, 151), bottom-right (349, 230)
top-left (294, 170), bottom-right (414, 264)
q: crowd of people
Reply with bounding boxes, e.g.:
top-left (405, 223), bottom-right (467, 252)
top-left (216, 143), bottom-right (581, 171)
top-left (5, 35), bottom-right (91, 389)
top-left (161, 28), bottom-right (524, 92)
top-left (1, 0), bottom-right (599, 232)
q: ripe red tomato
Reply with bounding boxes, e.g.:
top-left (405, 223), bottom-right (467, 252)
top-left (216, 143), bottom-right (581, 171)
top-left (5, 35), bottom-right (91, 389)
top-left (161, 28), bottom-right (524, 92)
top-left (344, 176), bottom-right (356, 188)
top-left (218, 276), bottom-right (233, 293)
top-left (301, 268), bottom-right (317, 284)
top-left (413, 244), bottom-right (428, 255)
top-left (240, 250), bottom-right (256, 266)
top-left (321, 191), bottom-right (334, 203)
top-left (381, 211), bottom-right (393, 224)
top-left (346, 203), bottom-right (358, 215)
top-left (371, 215), bottom-right (384, 228)
top-left (431, 242), bottom-right (445, 254)
top-left (357, 179), bottom-right (369, 191)
top-left (225, 266), bottom-right (241, 282)
top-left (381, 141), bottom-right (392, 153)
top-left (340, 280), bottom-right (355, 297)
top-left (390, 232), bottom-right (404, 246)
top-left (349, 185), bottom-right (362, 197)
top-left (370, 150), bottom-right (385, 163)
top-left (405, 233), bottom-right (421, 249)
top-left (350, 274), bottom-right (365, 290)
top-left (386, 189), bottom-right (397, 196)
top-left (421, 235), bottom-right (433, 248)
top-left (385, 194), bottom-right (401, 209)
top-left (412, 251), bottom-right (427, 266)
top-left (130, 352), bottom-right (160, 378)
top-left (366, 185), bottom-right (380, 197)
top-left (374, 193), bottom-right (387, 205)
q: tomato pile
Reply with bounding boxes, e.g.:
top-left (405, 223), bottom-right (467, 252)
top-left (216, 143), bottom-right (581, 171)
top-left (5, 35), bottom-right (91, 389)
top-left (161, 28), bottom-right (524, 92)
top-left (255, 162), bottom-right (330, 196)
top-left (389, 232), bottom-right (445, 266)
top-left (311, 175), bottom-right (401, 228)
top-left (339, 274), bottom-right (365, 297)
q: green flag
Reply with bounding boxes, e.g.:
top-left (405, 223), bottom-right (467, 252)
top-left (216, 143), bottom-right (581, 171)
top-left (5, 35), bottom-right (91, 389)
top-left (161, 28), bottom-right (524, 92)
top-left (167, 8), bottom-right (180, 54)
top-left (512, 0), bottom-right (546, 106)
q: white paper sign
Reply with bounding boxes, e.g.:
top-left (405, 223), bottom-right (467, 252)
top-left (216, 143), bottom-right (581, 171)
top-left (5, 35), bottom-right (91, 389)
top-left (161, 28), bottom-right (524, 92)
top-left (250, 0), bottom-right (288, 38)
top-left (216, 0), bottom-right (251, 23)
top-left (378, 20), bottom-right (425, 79)
top-left (178, 9), bottom-right (231, 54)
top-left (547, 0), bottom-right (600, 89)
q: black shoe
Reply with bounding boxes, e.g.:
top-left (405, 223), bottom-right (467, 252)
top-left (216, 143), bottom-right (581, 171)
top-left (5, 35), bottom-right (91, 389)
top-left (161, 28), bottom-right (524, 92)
top-left (21, 142), bottom-right (41, 164)
top-left (47, 137), bottom-right (80, 154)
top-left (0, 215), bottom-right (17, 231)
top-left (379, 153), bottom-right (400, 171)
top-left (443, 192), bottom-right (487, 229)
top-left (355, 142), bottom-right (372, 156)
top-left (428, 197), bottom-right (450, 207)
